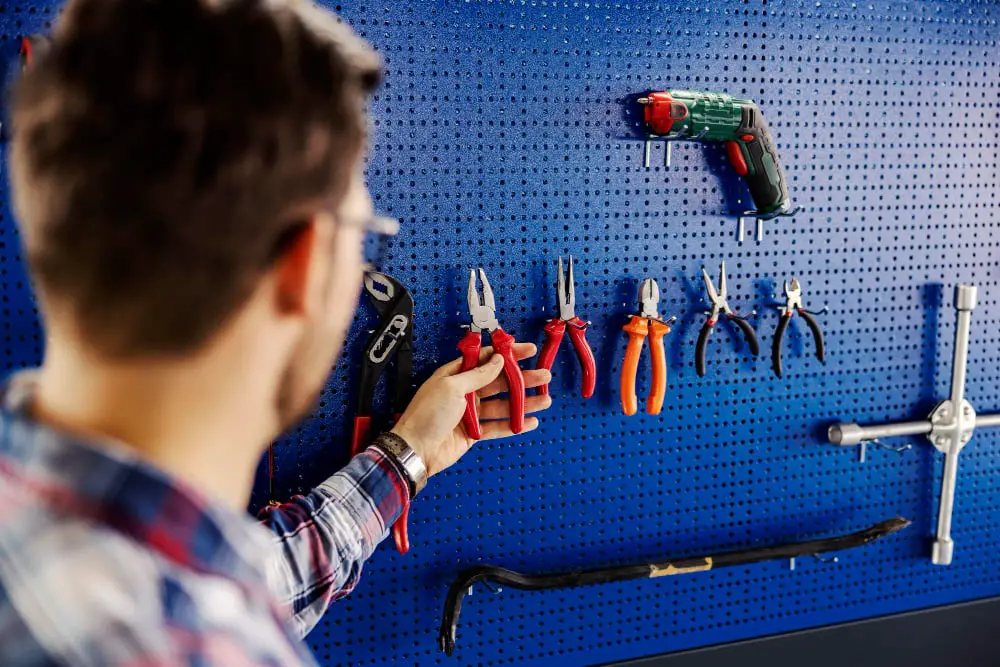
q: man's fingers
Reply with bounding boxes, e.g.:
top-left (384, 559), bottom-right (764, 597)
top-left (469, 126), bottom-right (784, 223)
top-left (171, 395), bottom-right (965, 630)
top-left (479, 368), bottom-right (551, 399)
top-left (477, 417), bottom-right (541, 441)
top-left (449, 354), bottom-right (505, 394)
top-left (432, 357), bottom-right (467, 379)
top-left (478, 395), bottom-right (552, 421)
top-left (433, 343), bottom-right (536, 379)
top-left (511, 342), bottom-right (538, 361)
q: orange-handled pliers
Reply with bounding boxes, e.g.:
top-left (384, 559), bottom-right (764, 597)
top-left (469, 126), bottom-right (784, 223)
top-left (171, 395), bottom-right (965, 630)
top-left (620, 279), bottom-right (675, 416)
top-left (458, 269), bottom-right (527, 440)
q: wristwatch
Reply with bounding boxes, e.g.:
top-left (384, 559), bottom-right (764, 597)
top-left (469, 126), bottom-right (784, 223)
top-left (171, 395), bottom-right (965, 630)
top-left (372, 432), bottom-right (428, 497)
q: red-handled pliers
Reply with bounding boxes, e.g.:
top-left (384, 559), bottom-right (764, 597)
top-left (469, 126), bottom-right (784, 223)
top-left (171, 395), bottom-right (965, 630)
top-left (458, 269), bottom-right (526, 440)
top-left (536, 257), bottom-right (597, 398)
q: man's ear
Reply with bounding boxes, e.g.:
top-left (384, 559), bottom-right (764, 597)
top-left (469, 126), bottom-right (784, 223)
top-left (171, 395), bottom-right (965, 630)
top-left (274, 219), bottom-right (329, 316)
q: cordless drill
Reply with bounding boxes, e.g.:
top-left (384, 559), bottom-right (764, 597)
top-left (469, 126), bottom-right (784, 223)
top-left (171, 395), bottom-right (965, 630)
top-left (639, 90), bottom-right (798, 240)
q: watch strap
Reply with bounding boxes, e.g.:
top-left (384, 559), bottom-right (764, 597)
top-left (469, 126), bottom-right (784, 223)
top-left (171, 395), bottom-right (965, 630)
top-left (371, 431), bottom-right (428, 497)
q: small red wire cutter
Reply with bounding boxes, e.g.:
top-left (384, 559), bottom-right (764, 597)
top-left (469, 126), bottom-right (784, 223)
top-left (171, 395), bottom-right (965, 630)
top-left (458, 269), bottom-right (526, 440)
top-left (536, 257), bottom-right (597, 399)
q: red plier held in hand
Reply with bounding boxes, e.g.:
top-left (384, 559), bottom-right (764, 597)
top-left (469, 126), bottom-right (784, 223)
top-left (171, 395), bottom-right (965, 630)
top-left (458, 269), bottom-right (527, 440)
top-left (536, 257), bottom-right (597, 399)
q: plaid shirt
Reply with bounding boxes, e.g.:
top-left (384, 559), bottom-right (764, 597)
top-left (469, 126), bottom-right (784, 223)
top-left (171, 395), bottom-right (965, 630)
top-left (0, 374), bottom-right (409, 666)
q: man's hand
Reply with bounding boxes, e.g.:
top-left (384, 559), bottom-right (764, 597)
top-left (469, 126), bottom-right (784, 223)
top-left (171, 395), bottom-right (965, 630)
top-left (391, 343), bottom-right (552, 477)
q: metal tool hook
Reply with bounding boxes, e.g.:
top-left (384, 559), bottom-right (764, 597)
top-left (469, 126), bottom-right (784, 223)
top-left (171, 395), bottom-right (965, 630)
top-left (858, 438), bottom-right (913, 463)
top-left (740, 204), bottom-right (804, 242)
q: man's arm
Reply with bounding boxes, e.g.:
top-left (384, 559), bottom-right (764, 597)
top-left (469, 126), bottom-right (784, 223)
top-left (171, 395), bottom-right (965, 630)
top-left (259, 345), bottom-right (550, 639)
top-left (258, 446), bottom-right (408, 639)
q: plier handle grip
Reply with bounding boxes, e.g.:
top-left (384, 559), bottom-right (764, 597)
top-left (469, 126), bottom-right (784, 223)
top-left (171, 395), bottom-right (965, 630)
top-left (459, 269), bottom-right (526, 440)
top-left (353, 272), bottom-right (416, 555)
top-left (536, 257), bottom-right (597, 399)
top-left (620, 279), bottom-right (675, 416)
top-left (772, 278), bottom-right (826, 378)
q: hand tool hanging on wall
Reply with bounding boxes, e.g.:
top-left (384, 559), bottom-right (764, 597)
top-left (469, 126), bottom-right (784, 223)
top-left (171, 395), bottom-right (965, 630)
top-left (621, 279), bottom-right (675, 416)
top-left (696, 262), bottom-right (760, 377)
top-left (829, 285), bottom-right (1000, 566)
top-left (459, 269), bottom-right (526, 440)
top-left (6, 34), bottom-right (51, 140)
top-left (536, 257), bottom-right (597, 399)
top-left (772, 278), bottom-right (825, 378)
top-left (20, 34), bottom-right (51, 71)
top-left (352, 272), bottom-right (415, 553)
top-left (638, 90), bottom-right (801, 242)
top-left (438, 517), bottom-right (911, 656)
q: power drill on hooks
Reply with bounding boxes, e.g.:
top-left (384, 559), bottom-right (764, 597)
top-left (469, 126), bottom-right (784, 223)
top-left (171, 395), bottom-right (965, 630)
top-left (638, 90), bottom-right (802, 242)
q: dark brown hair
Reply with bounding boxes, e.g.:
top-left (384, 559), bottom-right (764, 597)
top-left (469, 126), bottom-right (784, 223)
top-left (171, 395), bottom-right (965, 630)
top-left (10, 0), bottom-right (381, 358)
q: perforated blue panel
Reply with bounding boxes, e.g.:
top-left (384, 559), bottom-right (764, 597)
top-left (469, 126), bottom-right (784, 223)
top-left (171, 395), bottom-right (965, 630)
top-left (2, 1), bottom-right (1000, 666)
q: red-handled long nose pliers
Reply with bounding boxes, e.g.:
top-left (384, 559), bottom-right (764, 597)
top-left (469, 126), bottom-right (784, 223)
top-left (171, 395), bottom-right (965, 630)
top-left (536, 257), bottom-right (597, 399)
top-left (458, 269), bottom-right (527, 440)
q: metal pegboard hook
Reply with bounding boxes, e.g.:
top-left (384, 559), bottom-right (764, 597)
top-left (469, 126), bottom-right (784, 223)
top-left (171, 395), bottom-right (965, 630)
top-left (468, 580), bottom-right (504, 596)
top-left (859, 438), bottom-right (914, 463)
top-left (789, 553), bottom-right (841, 570)
top-left (772, 303), bottom-right (832, 315)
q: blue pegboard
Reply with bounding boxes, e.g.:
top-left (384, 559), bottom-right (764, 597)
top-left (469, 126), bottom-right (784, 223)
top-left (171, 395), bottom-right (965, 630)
top-left (2, 1), bottom-right (1000, 666)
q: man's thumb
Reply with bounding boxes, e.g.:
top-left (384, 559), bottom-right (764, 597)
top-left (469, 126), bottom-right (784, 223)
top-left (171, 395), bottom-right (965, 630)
top-left (453, 354), bottom-right (504, 393)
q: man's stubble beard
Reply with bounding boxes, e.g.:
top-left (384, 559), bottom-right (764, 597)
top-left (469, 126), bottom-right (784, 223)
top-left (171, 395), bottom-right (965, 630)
top-left (274, 283), bottom-right (345, 435)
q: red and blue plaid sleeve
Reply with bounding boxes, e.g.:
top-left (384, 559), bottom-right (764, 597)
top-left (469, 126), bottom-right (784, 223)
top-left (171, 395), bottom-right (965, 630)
top-left (259, 446), bottom-right (409, 638)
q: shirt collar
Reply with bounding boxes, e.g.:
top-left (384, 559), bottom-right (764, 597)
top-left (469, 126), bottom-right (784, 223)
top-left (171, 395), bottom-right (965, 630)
top-left (0, 372), bottom-right (274, 588)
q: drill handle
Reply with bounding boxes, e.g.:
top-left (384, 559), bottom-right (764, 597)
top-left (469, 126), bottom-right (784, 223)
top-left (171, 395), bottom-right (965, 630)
top-left (725, 104), bottom-right (791, 216)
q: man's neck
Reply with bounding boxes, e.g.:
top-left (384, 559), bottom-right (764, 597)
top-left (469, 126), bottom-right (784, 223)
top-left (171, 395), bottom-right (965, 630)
top-left (32, 343), bottom-right (279, 510)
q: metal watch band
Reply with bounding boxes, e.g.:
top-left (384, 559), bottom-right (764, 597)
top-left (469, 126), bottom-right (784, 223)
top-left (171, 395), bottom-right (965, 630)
top-left (372, 432), bottom-right (428, 497)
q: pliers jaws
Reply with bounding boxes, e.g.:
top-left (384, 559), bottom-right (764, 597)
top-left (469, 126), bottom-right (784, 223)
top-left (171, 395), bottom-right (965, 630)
top-left (467, 269), bottom-right (500, 333)
top-left (639, 278), bottom-right (661, 319)
top-left (621, 279), bottom-right (675, 416)
top-left (772, 278), bottom-right (826, 378)
top-left (696, 262), bottom-right (760, 377)
top-left (537, 257), bottom-right (598, 399)
top-left (782, 278), bottom-right (804, 314)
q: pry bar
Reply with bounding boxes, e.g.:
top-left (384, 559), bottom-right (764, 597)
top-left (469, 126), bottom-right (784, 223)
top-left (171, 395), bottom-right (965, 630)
top-left (438, 517), bottom-right (911, 656)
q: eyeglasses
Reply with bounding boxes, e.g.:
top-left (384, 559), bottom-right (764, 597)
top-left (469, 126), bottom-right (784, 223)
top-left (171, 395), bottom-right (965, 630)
top-left (339, 214), bottom-right (400, 271)
top-left (267, 213), bottom-right (400, 271)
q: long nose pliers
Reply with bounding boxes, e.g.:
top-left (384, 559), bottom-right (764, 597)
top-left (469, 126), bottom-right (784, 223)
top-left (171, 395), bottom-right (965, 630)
top-left (696, 262), bottom-right (760, 377)
top-left (772, 278), bottom-right (826, 377)
top-left (458, 269), bottom-right (527, 440)
top-left (620, 279), bottom-right (675, 416)
top-left (352, 272), bottom-right (416, 553)
top-left (536, 257), bottom-right (597, 399)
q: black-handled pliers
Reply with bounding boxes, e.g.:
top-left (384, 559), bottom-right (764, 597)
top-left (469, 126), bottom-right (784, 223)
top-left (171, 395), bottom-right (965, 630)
top-left (772, 278), bottom-right (825, 378)
top-left (353, 272), bottom-right (416, 554)
top-left (696, 262), bottom-right (760, 377)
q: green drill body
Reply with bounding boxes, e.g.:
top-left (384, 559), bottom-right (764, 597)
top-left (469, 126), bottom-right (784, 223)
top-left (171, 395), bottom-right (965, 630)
top-left (641, 89), bottom-right (792, 219)
top-left (659, 90), bottom-right (748, 141)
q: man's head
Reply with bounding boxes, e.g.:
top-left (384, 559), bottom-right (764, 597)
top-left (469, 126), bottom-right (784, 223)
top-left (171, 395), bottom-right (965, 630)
top-left (11, 0), bottom-right (381, 431)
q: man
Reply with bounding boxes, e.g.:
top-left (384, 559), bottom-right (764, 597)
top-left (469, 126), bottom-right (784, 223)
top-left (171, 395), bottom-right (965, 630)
top-left (0, 0), bottom-right (552, 664)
